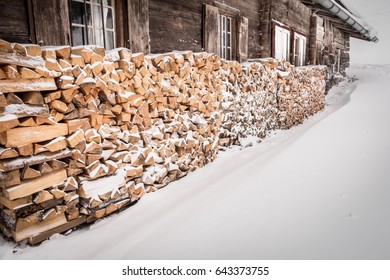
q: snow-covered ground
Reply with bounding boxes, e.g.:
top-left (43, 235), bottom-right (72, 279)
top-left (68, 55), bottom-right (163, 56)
top-left (1, 65), bottom-right (390, 260)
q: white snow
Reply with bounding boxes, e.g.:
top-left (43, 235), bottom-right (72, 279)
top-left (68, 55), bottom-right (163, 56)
top-left (1, 65), bottom-right (390, 259)
top-left (350, 0), bottom-right (390, 64)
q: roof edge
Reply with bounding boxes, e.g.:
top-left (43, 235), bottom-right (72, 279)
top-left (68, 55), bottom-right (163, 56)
top-left (313, 0), bottom-right (379, 43)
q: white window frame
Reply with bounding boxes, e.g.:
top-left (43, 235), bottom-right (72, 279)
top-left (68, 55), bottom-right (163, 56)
top-left (70, 0), bottom-right (116, 49)
top-left (218, 14), bottom-right (233, 60)
top-left (294, 33), bottom-right (306, 67)
top-left (274, 25), bottom-right (290, 62)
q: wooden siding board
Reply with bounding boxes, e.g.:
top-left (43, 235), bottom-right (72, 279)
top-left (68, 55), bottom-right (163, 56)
top-left (31, 0), bottom-right (71, 45)
top-left (270, 0), bottom-right (311, 35)
top-left (0, 0), bottom-right (32, 43)
top-left (149, 0), bottom-right (263, 58)
top-left (128, 0), bottom-right (150, 53)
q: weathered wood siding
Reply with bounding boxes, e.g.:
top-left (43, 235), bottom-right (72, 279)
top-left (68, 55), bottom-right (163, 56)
top-left (149, 0), bottom-right (262, 59)
top-left (31, 0), bottom-right (71, 45)
top-left (260, 0), bottom-right (312, 58)
top-left (310, 14), bottom-right (349, 77)
top-left (0, 0), bottom-right (33, 43)
top-left (128, 0), bottom-right (150, 53)
top-left (270, 0), bottom-right (311, 34)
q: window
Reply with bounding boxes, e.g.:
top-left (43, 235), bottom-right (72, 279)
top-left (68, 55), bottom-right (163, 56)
top-left (218, 14), bottom-right (233, 60)
top-left (203, 4), bottom-right (248, 62)
top-left (70, 0), bottom-right (116, 49)
top-left (294, 33), bottom-right (306, 67)
top-left (274, 25), bottom-right (290, 61)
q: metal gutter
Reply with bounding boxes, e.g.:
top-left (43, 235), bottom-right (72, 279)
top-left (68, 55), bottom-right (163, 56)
top-left (313, 0), bottom-right (379, 42)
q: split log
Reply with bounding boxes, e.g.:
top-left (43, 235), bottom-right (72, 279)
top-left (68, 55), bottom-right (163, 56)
top-left (0, 123), bottom-right (68, 147)
top-left (0, 52), bottom-right (45, 68)
top-left (3, 169), bottom-right (67, 200)
top-left (0, 78), bottom-right (57, 93)
top-left (0, 149), bottom-right (72, 172)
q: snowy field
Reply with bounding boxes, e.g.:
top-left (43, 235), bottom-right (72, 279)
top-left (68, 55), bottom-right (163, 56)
top-left (0, 64), bottom-right (389, 260)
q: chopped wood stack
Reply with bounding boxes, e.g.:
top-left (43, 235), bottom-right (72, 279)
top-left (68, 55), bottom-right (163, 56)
top-left (0, 40), bottom-right (221, 244)
top-left (272, 60), bottom-right (327, 129)
top-left (218, 60), bottom-right (279, 146)
top-left (0, 38), bottom-right (326, 244)
top-left (219, 58), bottom-right (327, 145)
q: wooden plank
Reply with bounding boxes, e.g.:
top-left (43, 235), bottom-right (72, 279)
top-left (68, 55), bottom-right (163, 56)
top-left (238, 16), bottom-right (249, 62)
top-left (0, 1), bottom-right (32, 44)
top-left (2, 104), bottom-right (49, 118)
top-left (13, 207), bottom-right (68, 242)
top-left (0, 149), bottom-right (72, 172)
top-left (0, 52), bottom-right (45, 68)
top-left (128, 0), bottom-right (150, 53)
top-left (0, 123), bottom-right (68, 148)
top-left (0, 196), bottom-right (30, 210)
top-left (28, 216), bottom-right (86, 245)
top-left (31, 0), bottom-right (71, 46)
top-left (203, 4), bottom-right (219, 54)
top-left (0, 78), bottom-right (57, 93)
top-left (3, 169), bottom-right (67, 200)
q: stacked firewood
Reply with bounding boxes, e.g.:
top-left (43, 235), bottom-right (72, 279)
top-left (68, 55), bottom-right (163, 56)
top-left (0, 39), bottom-right (221, 244)
top-left (219, 58), bottom-right (327, 145)
top-left (219, 59), bottom-right (279, 146)
top-left (0, 37), bottom-right (327, 244)
top-left (273, 61), bottom-right (327, 129)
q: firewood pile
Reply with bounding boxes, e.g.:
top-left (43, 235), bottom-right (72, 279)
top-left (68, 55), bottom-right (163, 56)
top-left (219, 59), bottom-right (279, 146)
top-left (0, 39), bottom-right (221, 244)
top-left (219, 58), bottom-right (327, 146)
top-left (273, 61), bottom-right (327, 129)
top-left (0, 38), bottom-right (326, 245)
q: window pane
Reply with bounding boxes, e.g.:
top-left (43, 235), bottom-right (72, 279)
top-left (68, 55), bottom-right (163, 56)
top-left (106, 31), bottom-right (114, 50)
top-left (95, 28), bottom-right (104, 46)
top-left (71, 1), bottom-right (85, 24)
top-left (86, 3), bottom-right (92, 26)
top-left (92, 0), bottom-right (102, 4)
top-left (72, 26), bottom-right (86, 46)
top-left (93, 5), bottom-right (103, 28)
top-left (104, 8), bottom-right (114, 29)
top-left (88, 27), bottom-right (94, 44)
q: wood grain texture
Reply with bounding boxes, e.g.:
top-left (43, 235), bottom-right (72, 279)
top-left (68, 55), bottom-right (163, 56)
top-left (4, 169), bottom-right (67, 200)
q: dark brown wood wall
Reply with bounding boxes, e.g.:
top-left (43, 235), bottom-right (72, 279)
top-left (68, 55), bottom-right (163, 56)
top-left (0, 0), bottom-right (33, 43)
top-left (31, 0), bottom-right (71, 46)
top-left (128, 0), bottom-right (150, 53)
top-left (260, 0), bottom-right (312, 58)
top-left (270, 0), bottom-right (311, 35)
top-left (149, 0), bottom-right (263, 59)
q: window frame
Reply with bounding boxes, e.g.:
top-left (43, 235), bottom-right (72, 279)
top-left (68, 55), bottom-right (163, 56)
top-left (218, 13), bottom-right (235, 60)
top-left (293, 32), bottom-right (307, 67)
top-left (69, 0), bottom-right (116, 49)
top-left (203, 3), bottom-right (248, 62)
top-left (273, 23), bottom-right (291, 62)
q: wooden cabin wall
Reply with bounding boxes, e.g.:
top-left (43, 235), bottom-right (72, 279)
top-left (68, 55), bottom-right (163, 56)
top-left (148, 0), bottom-right (263, 59)
top-left (311, 15), bottom-right (349, 77)
top-left (31, 0), bottom-right (71, 46)
top-left (128, 0), bottom-right (150, 53)
top-left (0, 0), bottom-right (33, 44)
top-left (259, 0), bottom-right (312, 58)
top-left (270, 0), bottom-right (311, 34)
